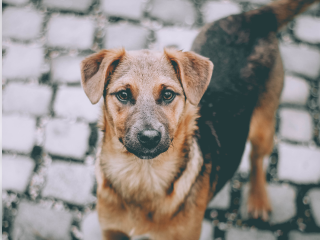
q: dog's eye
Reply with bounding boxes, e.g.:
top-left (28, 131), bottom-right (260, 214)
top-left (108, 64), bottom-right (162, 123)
top-left (162, 90), bottom-right (175, 102)
top-left (116, 90), bottom-right (129, 102)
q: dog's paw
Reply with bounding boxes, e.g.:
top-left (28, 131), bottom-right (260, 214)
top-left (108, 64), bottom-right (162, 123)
top-left (247, 190), bottom-right (271, 221)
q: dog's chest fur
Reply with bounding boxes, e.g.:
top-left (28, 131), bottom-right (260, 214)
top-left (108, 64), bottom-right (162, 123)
top-left (96, 134), bottom-right (209, 232)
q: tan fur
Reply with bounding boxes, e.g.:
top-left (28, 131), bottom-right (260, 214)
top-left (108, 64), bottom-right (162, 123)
top-left (81, 48), bottom-right (126, 104)
top-left (164, 49), bottom-right (214, 105)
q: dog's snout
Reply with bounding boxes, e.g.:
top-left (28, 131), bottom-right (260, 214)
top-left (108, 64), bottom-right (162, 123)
top-left (138, 130), bottom-right (161, 149)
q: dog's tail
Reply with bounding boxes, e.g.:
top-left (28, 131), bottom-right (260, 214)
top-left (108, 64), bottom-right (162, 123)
top-left (245, 0), bottom-right (319, 31)
top-left (269, 0), bottom-right (319, 30)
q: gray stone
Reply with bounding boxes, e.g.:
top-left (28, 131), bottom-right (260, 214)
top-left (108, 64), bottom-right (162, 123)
top-left (279, 108), bottom-right (313, 142)
top-left (240, 184), bottom-right (296, 224)
top-left (295, 16), bottom-right (320, 44)
top-left (2, 44), bottom-right (44, 79)
top-left (208, 182), bottom-right (230, 209)
top-left (102, 0), bottom-right (145, 20)
top-left (54, 86), bottom-right (101, 123)
top-left (81, 211), bottom-right (102, 240)
top-left (2, 115), bottom-right (36, 154)
top-left (2, 155), bottom-right (35, 192)
top-left (105, 23), bottom-right (149, 50)
top-left (238, 142), bottom-right (251, 173)
top-left (278, 143), bottom-right (320, 184)
top-left (149, 0), bottom-right (195, 25)
top-left (202, 1), bottom-right (241, 23)
top-left (155, 27), bottom-right (199, 51)
top-left (44, 119), bottom-right (90, 159)
top-left (269, 184), bottom-right (296, 224)
top-left (42, 160), bottom-right (95, 205)
top-left (225, 227), bottom-right (276, 240)
top-left (12, 201), bottom-right (73, 240)
top-left (2, 7), bottom-right (43, 40)
top-left (3, 83), bottom-right (52, 116)
top-left (289, 231), bottom-right (320, 240)
top-left (42, 0), bottom-right (94, 12)
top-left (47, 15), bottom-right (95, 49)
top-left (2, 0), bottom-right (28, 5)
top-left (280, 44), bottom-right (320, 79)
top-left (308, 188), bottom-right (320, 227)
top-left (280, 75), bottom-right (309, 105)
top-left (51, 56), bottom-right (83, 84)
top-left (199, 220), bottom-right (213, 240)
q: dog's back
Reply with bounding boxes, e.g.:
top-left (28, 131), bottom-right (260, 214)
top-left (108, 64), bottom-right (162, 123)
top-left (193, 0), bottom-right (319, 195)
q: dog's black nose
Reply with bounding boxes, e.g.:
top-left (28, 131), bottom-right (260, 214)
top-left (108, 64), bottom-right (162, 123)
top-left (138, 130), bottom-right (161, 149)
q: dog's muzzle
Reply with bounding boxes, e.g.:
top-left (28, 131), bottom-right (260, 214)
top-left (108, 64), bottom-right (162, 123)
top-left (137, 129), bottom-right (161, 149)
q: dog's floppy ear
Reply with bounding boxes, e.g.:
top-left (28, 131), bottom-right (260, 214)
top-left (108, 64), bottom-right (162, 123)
top-left (164, 48), bottom-right (213, 105)
top-left (80, 48), bottom-right (125, 104)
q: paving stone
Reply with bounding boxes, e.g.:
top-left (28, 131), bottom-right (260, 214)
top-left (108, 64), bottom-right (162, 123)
top-left (289, 231), bottom-right (320, 240)
top-left (295, 16), bottom-right (320, 44)
top-left (308, 188), bottom-right (320, 227)
top-left (199, 220), bottom-right (213, 240)
top-left (81, 211), bottom-right (102, 240)
top-left (47, 15), bottom-right (95, 49)
top-left (280, 44), bottom-right (320, 79)
top-left (2, 115), bottom-right (36, 154)
top-left (280, 75), bottom-right (309, 105)
top-left (202, 1), bottom-right (241, 23)
top-left (2, 155), bottom-right (35, 192)
top-left (42, 0), bottom-right (94, 12)
top-left (238, 142), bottom-right (251, 173)
top-left (278, 143), bottom-right (320, 184)
top-left (155, 27), bottom-right (199, 51)
top-left (42, 160), bottom-right (95, 205)
top-left (12, 201), bottom-right (73, 240)
top-left (3, 7), bottom-right (43, 40)
top-left (2, 0), bottom-right (28, 5)
top-left (2, 43), bottom-right (44, 79)
top-left (149, 0), bottom-right (196, 25)
top-left (279, 108), bottom-right (313, 142)
top-left (240, 183), bottom-right (296, 224)
top-left (51, 56), bottom-right (83, 84)
top-left (54, 86), bottom-right (101, 123)
top-left (3, 83), bottom-right (52, 116)
top-left (225, 227), bottom-right (276, 240)
top-left (102, 0), bottom-right (145, 20)
top-left (208, 182), bottom-right (230, 209)
top-left (105, 23), bottom-right (149, 50)
top-left (44, 119), bottom-right (90, 159)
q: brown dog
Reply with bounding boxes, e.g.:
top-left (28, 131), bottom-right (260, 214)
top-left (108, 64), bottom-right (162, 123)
top-left (80, 0), bottom-right (318, 239)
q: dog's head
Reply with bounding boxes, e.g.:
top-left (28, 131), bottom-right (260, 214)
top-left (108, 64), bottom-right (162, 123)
top-left (81, 48), bottom-right (213, 159)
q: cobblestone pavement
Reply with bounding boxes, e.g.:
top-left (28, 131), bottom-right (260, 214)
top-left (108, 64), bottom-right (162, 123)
top-left (2, 0), bottom-right (320, 239)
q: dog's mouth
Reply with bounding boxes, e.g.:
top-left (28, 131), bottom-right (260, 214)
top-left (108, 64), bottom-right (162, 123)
top-left (124, 145), bottom-right (169, 160)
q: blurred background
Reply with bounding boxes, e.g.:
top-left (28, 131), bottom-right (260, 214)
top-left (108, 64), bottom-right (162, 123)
top-left (2, 0), bottom-right (320, 239)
